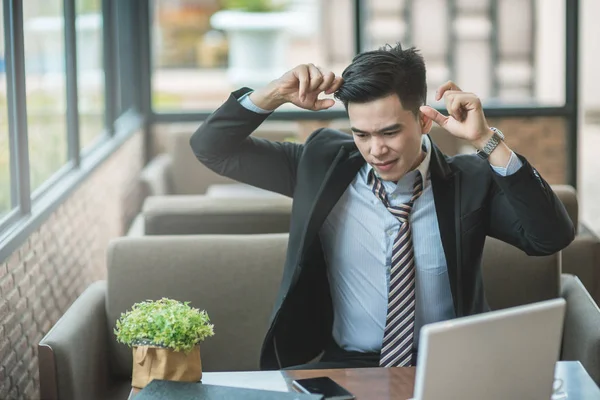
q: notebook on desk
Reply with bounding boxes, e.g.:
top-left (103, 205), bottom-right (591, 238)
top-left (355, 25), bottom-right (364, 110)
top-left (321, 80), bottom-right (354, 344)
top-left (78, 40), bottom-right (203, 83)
top-left (134, 380), bottom-right (324, 400)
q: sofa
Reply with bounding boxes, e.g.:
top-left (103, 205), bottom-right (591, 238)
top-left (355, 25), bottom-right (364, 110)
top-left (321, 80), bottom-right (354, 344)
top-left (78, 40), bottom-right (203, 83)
top-left (141, 195), bottom-right (292, 235)
top-left (551, 186), bottom-right (600, 304)
top-left (128, 128), bottom-right (293, 236)
top-left (39, 231), bottom-right (600, 400)
top-left (140, 128), bottom-right (295, 198)
top-left (132, 174), bottom-right (600, 308)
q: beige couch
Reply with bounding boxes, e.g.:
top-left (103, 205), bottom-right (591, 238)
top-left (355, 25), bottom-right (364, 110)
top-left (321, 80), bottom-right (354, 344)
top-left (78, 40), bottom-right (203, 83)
top-left (552, 186), bottom-right (600, 304)
top-left (140, 128), bottom-right (295, 198)
top-left (141, 196), bottom-right (292, 235)
top-left (134, 176), bottom-right (600, 308)
top-left (129, 128), bottom-right (293, 236)
top-left (39, 233), bottom-right (600, 400)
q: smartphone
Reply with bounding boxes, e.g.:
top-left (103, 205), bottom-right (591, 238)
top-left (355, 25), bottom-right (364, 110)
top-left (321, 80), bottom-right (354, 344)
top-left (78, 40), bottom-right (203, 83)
top-left (292, 377), bottom-right (355, 400)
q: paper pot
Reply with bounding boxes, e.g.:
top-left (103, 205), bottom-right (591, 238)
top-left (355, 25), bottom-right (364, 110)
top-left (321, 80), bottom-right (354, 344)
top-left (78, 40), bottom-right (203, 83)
top-left (131, 344), bottom-right (202, 389)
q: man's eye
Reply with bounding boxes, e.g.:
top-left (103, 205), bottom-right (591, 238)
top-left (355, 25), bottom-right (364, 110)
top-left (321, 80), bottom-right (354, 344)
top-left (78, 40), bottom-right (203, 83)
top-left (384, 131), bottom-right (399, 136)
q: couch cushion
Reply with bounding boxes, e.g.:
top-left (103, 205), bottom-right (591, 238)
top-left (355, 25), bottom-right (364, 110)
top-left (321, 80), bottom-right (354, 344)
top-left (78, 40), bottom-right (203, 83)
top-left (482, 237), bottom-right (561, 310)
top-left (206, 183), bottom-right (287, 199)
top-left (562, 233), bottom-right (600, 304)
top-left (106, 234), bottom-right (288, 378)
top-left (168, 130), bottom-right (236, 195)
top-left (143, 196), bottom-right (292, 235)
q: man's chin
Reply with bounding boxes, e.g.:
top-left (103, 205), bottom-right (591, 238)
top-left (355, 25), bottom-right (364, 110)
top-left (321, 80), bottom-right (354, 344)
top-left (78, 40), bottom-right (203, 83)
top-left (375, 168), bottom-right (404, 182)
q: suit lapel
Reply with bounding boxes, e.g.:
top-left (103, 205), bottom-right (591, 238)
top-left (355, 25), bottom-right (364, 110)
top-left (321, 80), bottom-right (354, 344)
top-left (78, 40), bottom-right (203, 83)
top-left (429, 140), bottom-right (461, 314)
top-left (300, 147), bottom-right (365, 258)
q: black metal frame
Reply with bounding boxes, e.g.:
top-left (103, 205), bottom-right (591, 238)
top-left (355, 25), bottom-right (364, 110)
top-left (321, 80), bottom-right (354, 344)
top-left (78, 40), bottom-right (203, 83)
top-left (3, 0), bottom-right (30, 221)
top-left (64, 0), bottom-right (80, 166)
top-left (103, 0), bottom-right (116, 135)
top-left (565, 0), bottom-right (579, 188)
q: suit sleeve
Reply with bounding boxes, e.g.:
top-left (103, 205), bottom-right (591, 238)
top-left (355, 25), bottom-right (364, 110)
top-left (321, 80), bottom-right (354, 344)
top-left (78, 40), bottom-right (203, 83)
top-left (487, 155), bottom-right (575, 256)
top-left (189, 88), bottom-right (303, 198)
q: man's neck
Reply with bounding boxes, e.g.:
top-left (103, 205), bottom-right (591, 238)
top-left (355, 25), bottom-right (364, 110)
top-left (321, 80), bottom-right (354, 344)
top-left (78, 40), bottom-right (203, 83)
top-left (391, 150), bottom-right (426, 184)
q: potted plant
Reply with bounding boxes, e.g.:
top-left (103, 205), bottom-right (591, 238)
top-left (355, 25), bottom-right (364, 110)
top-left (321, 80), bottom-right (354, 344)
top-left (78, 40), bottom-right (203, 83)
top-left (210, 0), bottom-right (293, 88)
top-left (114, 298), bottom-right (215, 390)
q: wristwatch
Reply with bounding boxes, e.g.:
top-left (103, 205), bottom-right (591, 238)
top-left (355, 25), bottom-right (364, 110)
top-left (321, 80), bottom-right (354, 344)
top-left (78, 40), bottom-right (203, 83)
top-left (476, 127), bottom-right (505, 160)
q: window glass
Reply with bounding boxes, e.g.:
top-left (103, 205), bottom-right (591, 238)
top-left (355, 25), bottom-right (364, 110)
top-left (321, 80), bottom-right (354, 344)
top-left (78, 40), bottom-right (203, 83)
top-left (23, 0), bottom-right (68, 191)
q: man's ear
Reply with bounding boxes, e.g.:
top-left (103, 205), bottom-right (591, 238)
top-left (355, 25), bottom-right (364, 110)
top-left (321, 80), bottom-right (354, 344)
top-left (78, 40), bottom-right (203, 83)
top-left (420, 109), bottom-right (433, 134)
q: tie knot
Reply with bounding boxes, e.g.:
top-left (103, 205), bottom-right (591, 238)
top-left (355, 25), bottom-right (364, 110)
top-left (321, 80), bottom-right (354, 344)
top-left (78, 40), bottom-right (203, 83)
top-left (369, 171), bottom-right (424, 222)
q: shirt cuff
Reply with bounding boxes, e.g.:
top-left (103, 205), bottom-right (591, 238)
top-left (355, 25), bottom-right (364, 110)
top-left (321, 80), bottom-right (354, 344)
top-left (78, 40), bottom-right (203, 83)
top-left (238, 92), bottom-right (273, 114)
top-left (490, 151), bottom-right (523, 176)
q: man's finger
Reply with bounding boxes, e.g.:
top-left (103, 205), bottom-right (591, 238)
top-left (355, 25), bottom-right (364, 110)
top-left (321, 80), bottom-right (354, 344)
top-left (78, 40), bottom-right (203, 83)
top-left (325, 76), bottom-right (344, 94)
top-left (436, 81), bottom-right (463, 101)
top-left (295, 66), bottom-right (310, 101)
top-left (307, 64), bottom-right (323, 92)
top-left (318, 70), bottom-right (335, 92)
top-left (313, 98), bottom-right (335, 111)
top-left (420, 105), bottom-right (448, 127)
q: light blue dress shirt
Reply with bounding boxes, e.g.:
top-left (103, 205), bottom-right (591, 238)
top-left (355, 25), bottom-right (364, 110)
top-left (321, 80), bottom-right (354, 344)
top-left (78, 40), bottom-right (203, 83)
top-left (238, 93), bottom-right (523, 352)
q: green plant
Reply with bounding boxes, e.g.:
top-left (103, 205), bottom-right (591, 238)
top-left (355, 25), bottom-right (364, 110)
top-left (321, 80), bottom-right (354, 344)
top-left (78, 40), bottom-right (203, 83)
top-left (115, 298), bottom-right (215, 353)
top-left (220, 0), bottom-right (286, 12)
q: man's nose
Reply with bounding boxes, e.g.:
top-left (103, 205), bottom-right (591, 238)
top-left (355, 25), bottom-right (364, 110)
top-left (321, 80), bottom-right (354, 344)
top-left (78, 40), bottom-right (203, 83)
top-left (370, 137), bottom-right (388, 157)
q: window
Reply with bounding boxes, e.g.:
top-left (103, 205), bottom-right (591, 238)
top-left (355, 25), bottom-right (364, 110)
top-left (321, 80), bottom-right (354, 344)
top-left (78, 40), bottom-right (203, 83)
top-left (150, 0), bottom-right (354, 112)
top-left (23, 0), bottom-right (67, 192)
top-left (362, 0), bottom-right (566, 106)
top-left (77, 0), bottom-right (105, 150)
top-left (0, 4), bottom-right (10, 218)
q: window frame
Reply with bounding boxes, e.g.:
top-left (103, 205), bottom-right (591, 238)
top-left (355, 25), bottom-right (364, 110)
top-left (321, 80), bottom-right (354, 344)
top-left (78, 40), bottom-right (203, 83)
top-left (146, 0), bottom-right (579, 187)
top-left (0, 0), bottom-right (144, 262)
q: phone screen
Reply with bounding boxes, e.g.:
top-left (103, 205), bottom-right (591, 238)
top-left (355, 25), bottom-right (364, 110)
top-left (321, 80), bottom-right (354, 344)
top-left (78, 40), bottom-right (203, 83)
top-left (292, 377), bottom-right (355, 400)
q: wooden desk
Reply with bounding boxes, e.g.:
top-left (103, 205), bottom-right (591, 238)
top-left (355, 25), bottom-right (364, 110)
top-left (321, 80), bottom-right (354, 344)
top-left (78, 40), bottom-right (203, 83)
top-left (204, 367), bottom-right (415, 399)
top-left (129, 361), bottom-right (599, 400)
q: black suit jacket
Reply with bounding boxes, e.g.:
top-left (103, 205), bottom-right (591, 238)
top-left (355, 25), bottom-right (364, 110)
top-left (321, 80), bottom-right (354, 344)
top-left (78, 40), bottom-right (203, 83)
top-left (190, 88), bottom-right (575, 370)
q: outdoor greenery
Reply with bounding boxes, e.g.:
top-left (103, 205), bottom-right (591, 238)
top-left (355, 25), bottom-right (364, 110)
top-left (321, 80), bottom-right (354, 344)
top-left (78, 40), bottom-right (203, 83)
top-left (221, 0), bottom-right (287, 12)
top-left (115, 298), bottom-right (215, 353)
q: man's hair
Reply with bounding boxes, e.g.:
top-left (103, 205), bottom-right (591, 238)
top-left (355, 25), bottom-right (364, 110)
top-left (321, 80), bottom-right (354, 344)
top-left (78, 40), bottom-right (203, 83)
top-left (334, 43), bottom-right (427, 115)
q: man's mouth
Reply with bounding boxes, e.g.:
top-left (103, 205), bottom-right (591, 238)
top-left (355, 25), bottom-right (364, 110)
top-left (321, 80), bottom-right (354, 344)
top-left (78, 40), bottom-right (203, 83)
top-left (373, 159), bottom-right (397, 172)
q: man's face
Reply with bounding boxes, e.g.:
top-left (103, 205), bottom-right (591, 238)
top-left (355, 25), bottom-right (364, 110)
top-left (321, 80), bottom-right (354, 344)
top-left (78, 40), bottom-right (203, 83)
top-left (348, 94), bottom-right (431, 182)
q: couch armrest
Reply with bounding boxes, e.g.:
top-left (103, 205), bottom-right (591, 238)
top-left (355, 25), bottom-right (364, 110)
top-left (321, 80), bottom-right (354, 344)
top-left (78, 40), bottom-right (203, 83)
top-left (562, 232), bottom-right (600, 304)
top-left (142, 195), bottom-right (293, 235)
top-left (551, 185), bottom-right (578, 227)
top-left (140, 153), bottom-right (172, 196)
top-left (39, 281), bottom-right (111, 400)
top-left (561, 274), bottom-right (600, 386)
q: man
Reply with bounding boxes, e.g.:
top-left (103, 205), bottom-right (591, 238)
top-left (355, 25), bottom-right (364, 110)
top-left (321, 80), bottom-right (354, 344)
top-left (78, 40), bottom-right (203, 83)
top-left (190, 44), bottom-right (574, 370)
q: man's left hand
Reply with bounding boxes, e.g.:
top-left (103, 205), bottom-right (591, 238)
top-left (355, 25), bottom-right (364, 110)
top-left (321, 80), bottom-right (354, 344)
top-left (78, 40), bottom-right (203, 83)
top-left (419, 81), bottom-right (493, 150)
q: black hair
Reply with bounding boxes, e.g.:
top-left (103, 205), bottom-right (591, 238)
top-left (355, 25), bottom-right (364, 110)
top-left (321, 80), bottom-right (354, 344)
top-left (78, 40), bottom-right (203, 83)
top-left (334, 43), bottom-right (427, 115)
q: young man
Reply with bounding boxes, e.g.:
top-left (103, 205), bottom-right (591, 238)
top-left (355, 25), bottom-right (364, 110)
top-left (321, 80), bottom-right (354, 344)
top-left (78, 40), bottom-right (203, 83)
top-left (190, 44), bottom-right (574, 370)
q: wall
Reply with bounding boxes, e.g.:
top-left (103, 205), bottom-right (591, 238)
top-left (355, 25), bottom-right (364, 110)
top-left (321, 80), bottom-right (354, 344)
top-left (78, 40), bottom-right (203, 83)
top-left (154, 117), bottom-right (567, 185)
top-left (0, 131), bottom-right (144, 399)
top-left (489, 117), bottom-right (566, 184)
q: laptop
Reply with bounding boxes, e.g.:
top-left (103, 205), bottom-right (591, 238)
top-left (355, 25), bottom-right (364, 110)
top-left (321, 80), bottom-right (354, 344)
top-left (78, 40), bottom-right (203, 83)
top-left (412, 298), bottom-right (566, 400)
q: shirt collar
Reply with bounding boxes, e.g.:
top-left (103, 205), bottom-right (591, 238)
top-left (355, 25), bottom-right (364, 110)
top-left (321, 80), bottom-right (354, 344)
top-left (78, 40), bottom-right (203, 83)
top-left (366, 135), bottom-right (432, 188)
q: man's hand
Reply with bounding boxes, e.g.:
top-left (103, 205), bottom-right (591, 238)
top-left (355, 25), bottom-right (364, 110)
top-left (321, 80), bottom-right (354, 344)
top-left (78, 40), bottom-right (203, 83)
top-left (250, 64), bottom-right (343, 111)
top-left (419, 81), bottom-right (495, 149)
top-left (419, 81), bottom-right (512, 166)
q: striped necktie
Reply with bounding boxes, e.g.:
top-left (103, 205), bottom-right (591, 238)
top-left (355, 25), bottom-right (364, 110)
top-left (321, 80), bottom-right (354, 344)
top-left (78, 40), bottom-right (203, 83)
top-left (369, 170), bottom-right (424, 367)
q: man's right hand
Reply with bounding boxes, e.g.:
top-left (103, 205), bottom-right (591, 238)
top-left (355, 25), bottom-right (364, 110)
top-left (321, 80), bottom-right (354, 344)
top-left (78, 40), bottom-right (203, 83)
top-left (249, 64), bottom-right (344, 112)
